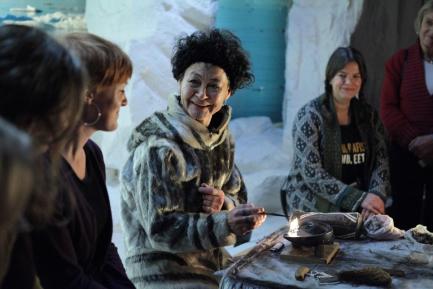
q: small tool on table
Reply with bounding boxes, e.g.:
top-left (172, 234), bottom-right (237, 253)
top-left (295, 266), bottom-right (393, 286)
top-left (295, 265), bottom-right (338, 284)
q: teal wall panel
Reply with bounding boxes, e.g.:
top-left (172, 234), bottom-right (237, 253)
top-left (216, 0), bottom-right (291, 122)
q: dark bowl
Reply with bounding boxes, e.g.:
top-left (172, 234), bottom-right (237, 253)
top-left (283, 221), bottom-right (334, 246)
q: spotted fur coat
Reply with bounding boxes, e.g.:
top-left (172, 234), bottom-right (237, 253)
top-left (120, 95), bottom-right (248, 289)
top-left (282, 94), bottom-right (390, 213)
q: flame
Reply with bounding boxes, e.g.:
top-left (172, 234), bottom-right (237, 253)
top-left (288, 217), bottom-right (299, 237)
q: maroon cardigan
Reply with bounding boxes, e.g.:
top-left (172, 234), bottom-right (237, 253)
top-left (32, 140), bottom-right (135, 289)
top-left (380, 40), bottom-right (433, 148)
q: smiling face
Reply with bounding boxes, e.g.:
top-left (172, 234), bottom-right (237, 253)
top-left (330, 61), bottom-right (362, 105)
top-left (420, 11), bottom-right (433, 56)
top-left (91, 81), bottom-right (128, 131)
top-left (179, 62), bottom-right (231, 127)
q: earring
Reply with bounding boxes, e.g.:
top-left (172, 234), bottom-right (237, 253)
top-left (83, 102), bottom-right (102, 126)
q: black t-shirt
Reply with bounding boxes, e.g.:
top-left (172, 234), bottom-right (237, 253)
top-left (340, 122), bottom-right (366, 187)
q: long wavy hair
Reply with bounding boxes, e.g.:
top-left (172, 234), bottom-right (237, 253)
top-left (0, 118), bottom-right (35, 283)
top-left (0, 24), bottom-right (86, 227)
top-left (0, 118), bottom-right (34, 227)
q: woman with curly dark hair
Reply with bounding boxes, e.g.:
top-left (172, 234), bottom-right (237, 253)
top-left (120, 29), bottom-right (266, 289)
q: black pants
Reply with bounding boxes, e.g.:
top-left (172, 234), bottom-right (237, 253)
top-left (388, 143), bottom-right (433, 231)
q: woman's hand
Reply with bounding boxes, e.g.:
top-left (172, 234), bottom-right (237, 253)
top-left (199, 183), bottom-right (225, 213)
top-left (227, 204), bottom-right (266, 236)
top-left (408, 134), bottom-right (433, 162)
top-left (361, 193), bottom-right (385, 220)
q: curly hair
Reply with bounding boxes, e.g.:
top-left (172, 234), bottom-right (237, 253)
top-left (171, 28), bottom-right (254, 93)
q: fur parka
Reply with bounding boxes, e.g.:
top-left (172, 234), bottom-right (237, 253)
top-left (121, 95), bottom-right (249, 289)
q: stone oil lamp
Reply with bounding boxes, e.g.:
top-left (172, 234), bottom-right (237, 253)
top-left (284, 214), bottom-right (334, 247)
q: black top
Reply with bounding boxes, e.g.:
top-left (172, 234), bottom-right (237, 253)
top-left (340, 122), bottom-right (366, 188)
top-left (68, 141), bottom-right (108, 249)
top-left (32, 140), bottom-right (135, 289)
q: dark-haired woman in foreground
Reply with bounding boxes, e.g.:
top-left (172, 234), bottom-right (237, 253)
top-left (0, 24), bottom-right (85, 289)
top-left (282, 47), bottom-right (390, 221)
top-left (121, 29), bottom-right (266, 289)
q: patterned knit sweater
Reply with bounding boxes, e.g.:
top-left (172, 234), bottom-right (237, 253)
top-left (120, 95), bottom-right (248, 289)
top-left (282, 94), bottom-right (390, 213)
